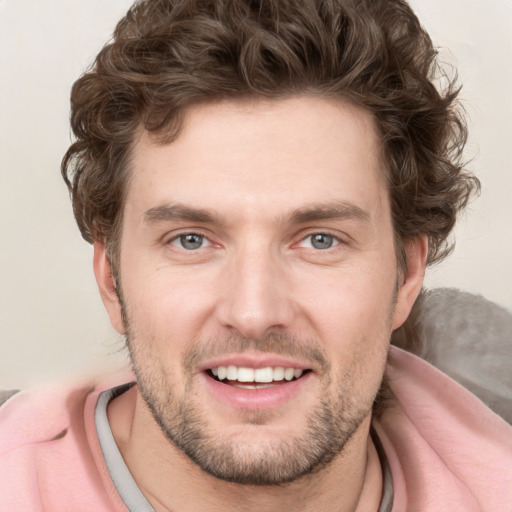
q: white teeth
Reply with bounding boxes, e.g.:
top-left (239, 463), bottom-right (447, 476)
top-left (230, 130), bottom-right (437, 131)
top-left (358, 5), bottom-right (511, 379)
top-left (217, 366), bottom-right (227, 380)
top-left (226, 365), bottom-right (238, 380)
top-left (237, 367), bottom-right (255, 382)
top-left (284, 368), bottom-right (295, 381)
top-left (254, 367), bottom-right (273, 383)
top-left (273, 367), bottom-right (285, 380)
top-left (211, 365), bottom-right (306, 383)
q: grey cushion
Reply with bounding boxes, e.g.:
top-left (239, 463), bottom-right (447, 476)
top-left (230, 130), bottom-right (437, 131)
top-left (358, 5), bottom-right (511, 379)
top-left (394, 288), bottom-right (512, 424)
top-left (0, 389), bottom-right (20, 407)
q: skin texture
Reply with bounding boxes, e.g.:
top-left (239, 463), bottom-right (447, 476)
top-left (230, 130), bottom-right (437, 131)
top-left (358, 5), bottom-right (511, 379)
top-left (95, 97), bottom-right (426, 512)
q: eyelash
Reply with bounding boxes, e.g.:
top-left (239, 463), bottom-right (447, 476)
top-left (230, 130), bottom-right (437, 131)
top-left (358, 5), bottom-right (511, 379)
top-left (166, 231), bottom-right (345, 252)
top-left (296, 232), bottom-right (342, 251)
top-left (168, 232), bottom-right (212, 251)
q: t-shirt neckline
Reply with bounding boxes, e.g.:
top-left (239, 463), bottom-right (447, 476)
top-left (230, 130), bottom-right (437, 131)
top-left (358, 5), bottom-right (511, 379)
top-left (95, 383), bottom-right (393, 512)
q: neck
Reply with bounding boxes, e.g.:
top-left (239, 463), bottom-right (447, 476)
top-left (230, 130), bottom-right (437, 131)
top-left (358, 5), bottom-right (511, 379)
top-left (108, 387), bottom-right (382, 512)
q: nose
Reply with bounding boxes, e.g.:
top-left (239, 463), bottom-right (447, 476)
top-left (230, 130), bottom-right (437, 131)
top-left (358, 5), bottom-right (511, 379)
top-left (215, 244), bottom-right (295, 340)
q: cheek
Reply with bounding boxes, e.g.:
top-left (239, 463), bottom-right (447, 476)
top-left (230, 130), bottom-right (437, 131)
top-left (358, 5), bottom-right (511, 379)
top-left (295, 265), bottom-right (395, 390)
top-left (296, 264), bottom-right (397, 334)
top-left (120, 265), bottom-right (217, 349)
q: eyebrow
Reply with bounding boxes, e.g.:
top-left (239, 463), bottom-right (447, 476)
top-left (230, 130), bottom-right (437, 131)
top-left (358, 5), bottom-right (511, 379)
top-left (143, 200), bottom-right (370, 227)
top-left (143, 203), bottom-right (221, 225)
top-left (287, 202), bottom-right (371, 225)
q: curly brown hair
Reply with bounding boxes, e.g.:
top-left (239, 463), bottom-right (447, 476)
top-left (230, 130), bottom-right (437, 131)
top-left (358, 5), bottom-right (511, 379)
top-left (62, 0), bottom-right (479, 273)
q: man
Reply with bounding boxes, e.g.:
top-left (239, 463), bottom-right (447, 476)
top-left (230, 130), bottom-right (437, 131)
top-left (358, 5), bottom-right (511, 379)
top-left (1, 0), bottom-right (511, 510)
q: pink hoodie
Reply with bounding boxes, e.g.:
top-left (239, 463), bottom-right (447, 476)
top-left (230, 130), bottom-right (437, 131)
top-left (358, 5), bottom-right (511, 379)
top-left (1, 346), bottom-right (511, 511)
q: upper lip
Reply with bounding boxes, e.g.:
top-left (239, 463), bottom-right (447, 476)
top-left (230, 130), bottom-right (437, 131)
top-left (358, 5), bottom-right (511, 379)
top-left (198, 353), bottom-right (313, 372)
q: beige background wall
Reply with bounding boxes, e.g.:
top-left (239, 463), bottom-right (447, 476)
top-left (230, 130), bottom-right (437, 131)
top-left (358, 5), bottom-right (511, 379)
top-left (0, 0), bottom-right (511, 389)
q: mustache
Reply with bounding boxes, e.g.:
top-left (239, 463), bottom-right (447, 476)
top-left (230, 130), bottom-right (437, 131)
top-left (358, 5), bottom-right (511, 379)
top-left (183, 332), bottom-right (330, 372)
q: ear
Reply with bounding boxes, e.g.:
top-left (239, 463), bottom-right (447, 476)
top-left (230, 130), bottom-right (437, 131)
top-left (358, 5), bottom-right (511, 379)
top-left (93, 241), bottom-right (125, 334)
top-left (392, 236), bottom-right (428, 330)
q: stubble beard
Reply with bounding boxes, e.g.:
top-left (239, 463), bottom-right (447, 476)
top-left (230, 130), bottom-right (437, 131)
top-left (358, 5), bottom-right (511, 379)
top-left (122, 322), bottom-right (386, 486)
top-left (114, 263), bottom-right (395, 486)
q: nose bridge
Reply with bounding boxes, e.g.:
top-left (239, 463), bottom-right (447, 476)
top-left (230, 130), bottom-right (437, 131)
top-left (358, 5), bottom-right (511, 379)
top-left (217, 239), bottom-right (293, 338)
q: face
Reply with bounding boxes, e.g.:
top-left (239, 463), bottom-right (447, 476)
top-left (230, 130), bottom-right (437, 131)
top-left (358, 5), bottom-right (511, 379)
top-left (96, 97), bottom-right (425, 485)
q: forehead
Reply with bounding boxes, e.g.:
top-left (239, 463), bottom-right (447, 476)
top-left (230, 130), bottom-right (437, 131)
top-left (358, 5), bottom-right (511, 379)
top-left (127, 97), bottom-right (388, 224)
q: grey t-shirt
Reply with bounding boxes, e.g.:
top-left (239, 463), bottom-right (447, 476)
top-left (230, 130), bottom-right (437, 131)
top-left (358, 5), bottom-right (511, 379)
top-left (95, 384), bottom-right (393, 512)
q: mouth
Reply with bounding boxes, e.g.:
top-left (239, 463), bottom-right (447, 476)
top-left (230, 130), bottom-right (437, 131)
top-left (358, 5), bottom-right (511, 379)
top-left (199, 356), bottom-right (315, 410)
top-left (206, 365), bottom-right (312, 389)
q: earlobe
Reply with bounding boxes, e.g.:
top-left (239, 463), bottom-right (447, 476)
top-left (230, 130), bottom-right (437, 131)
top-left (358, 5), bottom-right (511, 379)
top-left (392, 236), bottom-right (428, 330)
top-left (93, 241), bottom-right (125, 334)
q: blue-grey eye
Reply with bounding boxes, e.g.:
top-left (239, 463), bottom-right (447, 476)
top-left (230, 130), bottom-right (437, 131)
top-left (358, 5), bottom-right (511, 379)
top-left (296, 233), bottom-right (340, 250)
top-left (310, 233), bottom-right (334, 249)
top-left (177, 233), bottom-right (206, 250)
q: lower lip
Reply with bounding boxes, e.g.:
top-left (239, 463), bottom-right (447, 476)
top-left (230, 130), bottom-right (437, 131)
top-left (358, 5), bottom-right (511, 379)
top-left (201, 372), bottom-right (313, 410)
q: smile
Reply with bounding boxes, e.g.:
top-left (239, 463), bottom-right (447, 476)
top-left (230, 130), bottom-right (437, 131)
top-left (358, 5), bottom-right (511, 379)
top-left (207, 366), bottom-right (309, 389)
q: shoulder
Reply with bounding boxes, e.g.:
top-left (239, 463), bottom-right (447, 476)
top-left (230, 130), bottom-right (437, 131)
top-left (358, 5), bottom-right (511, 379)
top-left (0, 378), bottom-right (96, 450)
top-left (374, 346), bottom-right (512, 511)
top-left (0, 372), bottom-right (133, 512)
